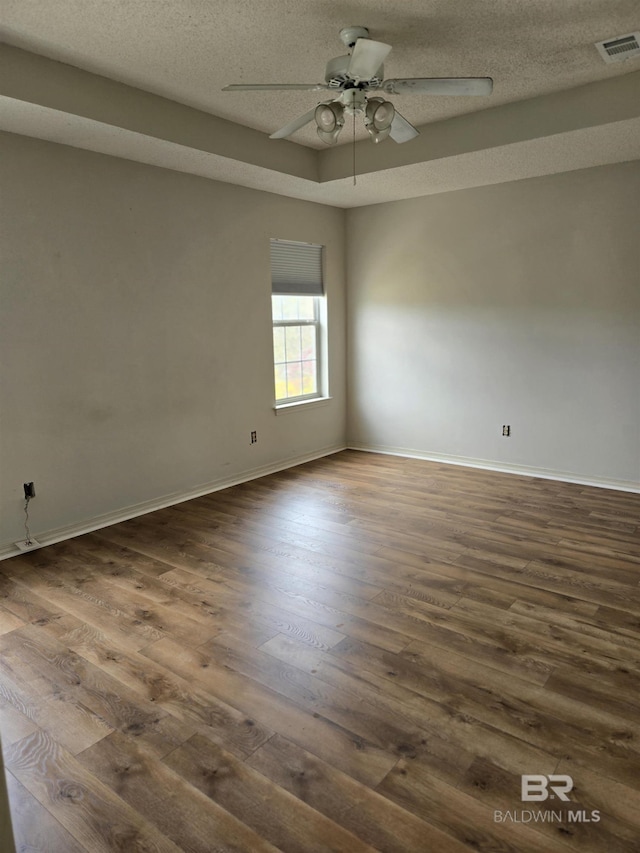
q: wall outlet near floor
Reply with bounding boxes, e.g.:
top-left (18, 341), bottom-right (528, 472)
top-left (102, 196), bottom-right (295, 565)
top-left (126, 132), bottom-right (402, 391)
top-left (250, 430), bottom-right (257, 444)
top-left (502, 425), bottom-right (511, 436)
top-left (24, 481), bottom-right (36, 499)
top-left (15, 538), bottom-right (42, 552)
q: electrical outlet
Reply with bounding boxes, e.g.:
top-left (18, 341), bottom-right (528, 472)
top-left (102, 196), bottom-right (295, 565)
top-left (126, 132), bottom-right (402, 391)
top-left (24, 482), bottom-right (36, 499)
top-left (15, 538), bottom-right (42, 552)
top-left (250, 430), bottom-right (257, 444)
top-left (502, 425), bottom-right (511, 437)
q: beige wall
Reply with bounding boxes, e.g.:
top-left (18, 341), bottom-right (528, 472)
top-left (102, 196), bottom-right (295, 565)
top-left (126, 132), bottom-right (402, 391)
top-left (0, 132), bottom-right (346, 549)
top-left (346, 161), bottom-right (640, 488)
top-left (2, 133), bottom-right (638, 554)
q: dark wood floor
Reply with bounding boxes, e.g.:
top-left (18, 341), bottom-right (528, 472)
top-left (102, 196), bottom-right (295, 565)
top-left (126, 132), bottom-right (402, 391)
top-left (1, 450), bottom-right (639, 852)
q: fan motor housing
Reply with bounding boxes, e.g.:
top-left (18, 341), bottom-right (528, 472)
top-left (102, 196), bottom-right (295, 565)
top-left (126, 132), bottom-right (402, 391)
top-left (339, 26), bottom-right (370, 48)
top-left (325, 54), bottom-right (384, 88)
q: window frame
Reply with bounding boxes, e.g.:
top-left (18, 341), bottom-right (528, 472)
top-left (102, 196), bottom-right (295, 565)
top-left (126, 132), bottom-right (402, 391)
top-left (272, 294), bottom-right (322, 405)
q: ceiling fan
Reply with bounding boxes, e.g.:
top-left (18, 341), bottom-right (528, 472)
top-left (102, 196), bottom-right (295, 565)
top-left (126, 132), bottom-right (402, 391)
top-left (223, 26), bottom-right (493, 145)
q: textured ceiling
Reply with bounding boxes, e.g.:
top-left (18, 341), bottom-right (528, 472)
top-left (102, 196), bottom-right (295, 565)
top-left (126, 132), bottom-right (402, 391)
top-left (2, 0), bottom-right (639, 147)
top-left (1, 2), bottom-right (639, 207)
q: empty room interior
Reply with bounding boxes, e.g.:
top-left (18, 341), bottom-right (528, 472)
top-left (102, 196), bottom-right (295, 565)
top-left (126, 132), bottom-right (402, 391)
top-left (1, 2), bottom-right (640, 852)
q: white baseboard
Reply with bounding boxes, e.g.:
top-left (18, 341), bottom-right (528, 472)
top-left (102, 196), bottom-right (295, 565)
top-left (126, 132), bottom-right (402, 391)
top-left (0, 444), bottom-right (347, 562)
top-left (347, 442), bottom-right (640, 494)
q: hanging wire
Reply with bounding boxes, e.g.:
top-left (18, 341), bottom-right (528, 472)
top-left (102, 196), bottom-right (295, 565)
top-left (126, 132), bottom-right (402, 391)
top-left (24, 496), bottom-right (33, 545)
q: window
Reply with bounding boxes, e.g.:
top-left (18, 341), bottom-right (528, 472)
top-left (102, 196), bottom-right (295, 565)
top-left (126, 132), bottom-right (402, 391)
top-left (270, 240), bottom-right (326, 405)
top-left (272, 295), bottom-right (320, 402)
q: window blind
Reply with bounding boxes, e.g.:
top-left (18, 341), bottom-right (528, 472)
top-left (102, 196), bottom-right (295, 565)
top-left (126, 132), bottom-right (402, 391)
top-left (270, 239), bottom-right (324, 296)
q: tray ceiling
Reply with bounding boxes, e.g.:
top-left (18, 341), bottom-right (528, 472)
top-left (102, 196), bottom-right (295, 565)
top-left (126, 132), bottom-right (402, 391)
top-left (1, 1), bottom-right (639, 206)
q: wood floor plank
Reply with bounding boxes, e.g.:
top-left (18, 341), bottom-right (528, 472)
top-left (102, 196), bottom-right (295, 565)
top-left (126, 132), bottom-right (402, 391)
top-left (77, 731), bottom-right (282, 853)
top-left (163, 732), bottom-right (377, 852)
top-left (43, 566), bottom-right (219, 648)
top-left (0, 663), bottom-right (113, 756)
top-left (256, 633), bottom-right (477, 784)
top-left (458, 756), bottom-right (640, 853)
top-left (373, 544), bottom-right (601, 617)
top-left (5, 730), bottom-right (183, 853)
top-left (398, 639), bottom-right (640, 787)
top-left (553, 759), bottom-right (640, 835)
top-left (38, 613), bottom-right (274, 760)
top-left (155, 565), bottom-right (348, 651)
top-left (543, 666), bottom-right (640, 724)
top-left (245, 733), bottom-right (471, 853)
top-left (141, 635), bottom-right (398, 788)
top-left (170, 513), bottom-right (470, 610)
top-left (0, 608), bottom-right (25, 636)
top-left (0, 570), bottom-right (69, 628)
top-left (507, 600), bottom-right (640, 655)
top-left (258, 632), bottom-right (559, 781)
top-left (594, 604), bottom-right (640, 642)
top-left (6, 560), bottom-right (166, 651)
top-left (49, 540), bottom-right (237, 629)
top-left (202, 631), bottom-right (474, 785)
top-left (95, 521), bottom-right (387, 604)
top-left (1, 449), bottom-right (638, 851)
top-left (448, 595), bottom-right (640, 675)
top-left (371, 588), bottom-right (554, 684)
top-left (0, 693), bottom-right (39, 747)
top-left (377, 756), bottom-right (574, 853)
top-left (5, 769), bottom-right (87, 853)
top-left (156, 563), bottom-right (411, 654)
top-left (455, 551), bottom-right (640, 614)
top-left (1, 624), bottom-right (194, 759)
top-left (262, 630), bottom-right (640, 790)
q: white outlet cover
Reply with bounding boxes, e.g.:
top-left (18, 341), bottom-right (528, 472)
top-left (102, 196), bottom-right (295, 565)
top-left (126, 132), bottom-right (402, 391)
top-left (15, 538), bottom-right (42, 551)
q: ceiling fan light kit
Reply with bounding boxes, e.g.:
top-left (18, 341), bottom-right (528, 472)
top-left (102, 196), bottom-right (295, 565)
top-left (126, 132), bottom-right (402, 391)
top-left (223, 26), bottom-right (493, 145)
top-left (364, 97), bottom-right (395, 143)
top-left (314, 102), bottom-right (345, 144)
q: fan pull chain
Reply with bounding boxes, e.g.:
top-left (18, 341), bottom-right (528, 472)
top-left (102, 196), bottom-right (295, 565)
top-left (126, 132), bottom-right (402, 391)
top-left (353, 111), bottom-right (356, 186)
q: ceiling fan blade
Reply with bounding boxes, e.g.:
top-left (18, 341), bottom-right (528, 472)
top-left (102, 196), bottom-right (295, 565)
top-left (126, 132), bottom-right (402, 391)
top-left (347, 38), bottom-right (392, 80)
top-left (223, 83), bottom-right (328, 91)
top-left (269, 106), bottom-right (319, 139)
top-left (389, 110), bottom-right (420, 144)
top-left (382, 77), bottom-right (493, 96)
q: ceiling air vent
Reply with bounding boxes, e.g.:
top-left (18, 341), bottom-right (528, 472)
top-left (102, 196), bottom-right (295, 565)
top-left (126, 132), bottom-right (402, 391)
top-left (595, 33), bottom-right (640, 64)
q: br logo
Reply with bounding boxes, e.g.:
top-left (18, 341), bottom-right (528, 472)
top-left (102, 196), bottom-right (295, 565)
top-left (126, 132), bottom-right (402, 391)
top-left (521, 774), bottom-right (573, 802)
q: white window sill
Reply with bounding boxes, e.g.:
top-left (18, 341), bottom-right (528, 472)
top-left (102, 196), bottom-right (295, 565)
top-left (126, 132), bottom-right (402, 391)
top-left (274, 396), bottom-right (332, 415)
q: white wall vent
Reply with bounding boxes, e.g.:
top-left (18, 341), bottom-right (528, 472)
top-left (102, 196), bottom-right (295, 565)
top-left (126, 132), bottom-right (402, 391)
top-left (595, 33), bottom-right (640, 63)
